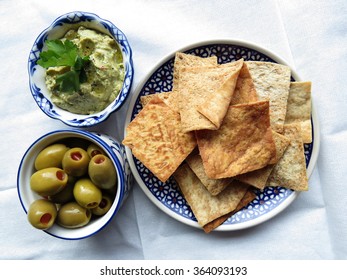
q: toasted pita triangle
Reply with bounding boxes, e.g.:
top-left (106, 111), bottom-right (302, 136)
top-left (196, 100), bottom-right (276, 179)
top-left (186, 149), bottom-right (233, 196)
top-left (140, 91), bottom-right (177, 109)
top-left (140, 53), bottom-right (217, 111)
top-left (266, 123), bottom-right (308, 191)
top-left (230, 62), bottom-right (258, 105)
top-left (203, 188), bottom-right (256, 233)
top-left (284, 81), bottom-right (312, 143)
top-left (122, 96), bottom-right (196, 182)
top-left (236, 131), bottom-right (290, 189)
top-left (177, 59), bottom-right (244, 132)
top-left (196, 60), bottom-right (244, 127)
top-left (173, 52), bottom-right (217, 91)
top-left (246, 61), bottom-right (291, 133)
top-left (173, 163), bottom-right (249, 228)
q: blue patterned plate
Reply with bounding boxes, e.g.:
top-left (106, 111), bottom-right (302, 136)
top-left (124, 40), bottom-right (319, 231)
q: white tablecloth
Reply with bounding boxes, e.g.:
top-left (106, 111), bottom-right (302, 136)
top-left (1, 0), bottom-right (346, 260)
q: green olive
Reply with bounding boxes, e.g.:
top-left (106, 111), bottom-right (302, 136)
top-left (91, 194), bottom-right (113, 216)
top-left (30, 167), bottom-right (68, 196)
top-left (73, 178), bottom-right (102, 209)
top-left (27, 199), bottom-right (57, 230)
top-left (57, 202), bottom-right (91, 228)
top-left (88, 154), bottom-right (117, 190)
top-left (87, 143), bottom-right (105, 158)
top-left (48, 176), bottom-right (76, 204)
top-left (34, 143), bottom-right (69, 170)
top-left (62, 147), bottom-right (90, 177)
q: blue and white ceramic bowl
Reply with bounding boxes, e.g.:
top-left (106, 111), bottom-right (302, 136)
top-left (17, 130), bottom-right (132, 240)
top-left (28, 11), bottom-right (134, 127)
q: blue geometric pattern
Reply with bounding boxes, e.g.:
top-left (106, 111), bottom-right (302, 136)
top-left (109, 136), bottom-right (133, 201)
top-left (28, 11), bottom-right (134, 127)
top-left (130, 42), bottom-right (315, 226)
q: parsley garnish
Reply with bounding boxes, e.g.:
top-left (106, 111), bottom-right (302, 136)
top-left (37, 39), bottom-right (90, 93)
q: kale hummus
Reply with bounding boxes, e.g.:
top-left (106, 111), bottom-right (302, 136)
top-left (45, 26), bottom-right (124, 115)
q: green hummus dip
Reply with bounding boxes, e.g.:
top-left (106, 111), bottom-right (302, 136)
top-left (45, 26), bottom-right (124, 115)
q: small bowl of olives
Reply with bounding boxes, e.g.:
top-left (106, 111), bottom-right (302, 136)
top-left (17, 130), bottom-right (132, 240)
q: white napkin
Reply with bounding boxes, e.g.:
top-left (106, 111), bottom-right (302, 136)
top-left (1, 0), bottom-right (346, 260)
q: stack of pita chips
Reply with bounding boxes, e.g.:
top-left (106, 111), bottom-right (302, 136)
top-left (123, 52), bottom-right (312, 232)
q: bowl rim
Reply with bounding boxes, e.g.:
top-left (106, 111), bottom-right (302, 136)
top-left (17, 129), bottom-right (126, 240)
top-left (28, 11), bottom-right (134, 127)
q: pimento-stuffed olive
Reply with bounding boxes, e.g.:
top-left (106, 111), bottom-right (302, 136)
top-left (27, 199), bottom-right (57, 230)
top-left (57, 202), bottom-right (91, 228)
top-left (86, 143), bottom-right (105, 158)
top-left (30, 167), bottom-right (68, 196)
top-left (91, 194), bottom-right (112, 216)
top-left (73, 178), bottom-right (102, 209)
top-left (88, 154), bottom-right (117, 190)
top-left (62, 147), bottom-right (90, 177)
top-left (34, 143), bottom-right (69, 170)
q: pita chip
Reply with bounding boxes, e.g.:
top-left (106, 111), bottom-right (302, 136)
top-left (266, 123), bottom-right (309, 191)
top-left (178, 59), bottom-right (243, 132)
top-left (236, 131), bottom-right (290, 189)
top-left (140, 91), bottom-right (177, 108)
top-left (246, 61), bottom-right (291, 133)
top-left (196, 100), bottom-right (277, 179)
top-left (230, 62), bottom-right (258, 105)
top-left (284, 81), bottom-right (312, 143)
top-left (141, 54), bottom-right (217, 110)
top-left (173, 52), bottom-right (217, 90)
top-left (203, 188), bottom-right (256, 233)
top-left (122, 96), bottom-right (196, 182)
top-left (173, 163), bottom-right (249, 229)
top-left (186, 150), bottom-right (233, 196)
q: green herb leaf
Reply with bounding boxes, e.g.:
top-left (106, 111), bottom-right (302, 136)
top-left (56, 71), bottom-right (80, 92)
top-left (79, 68), bottom-right (88, 84)
top-left (37, 40), bottom-right (78, 68)
top-left (74, 55), bottom-right (89, 71)
top-left (37, 39), bottom-right (90, 93)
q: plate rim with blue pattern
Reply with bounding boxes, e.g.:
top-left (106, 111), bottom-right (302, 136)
top-left (124, 39), bottom-right (319, 231)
